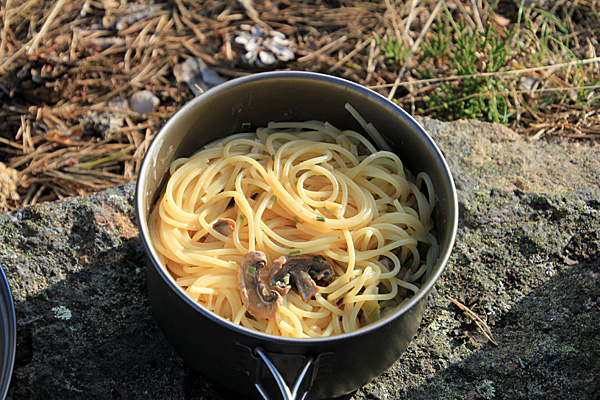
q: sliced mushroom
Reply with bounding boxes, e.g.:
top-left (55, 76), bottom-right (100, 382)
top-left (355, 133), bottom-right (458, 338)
top-left (205, 218), bottom-right (236, 243)
top-left (238, 251), bottom-right (282, 319)
top-left (269, 255), bottom-right (336, 302)
top-left (214, 218), bottom-right (236, 235)
top-left (289, 269), bottom-right (320, 302)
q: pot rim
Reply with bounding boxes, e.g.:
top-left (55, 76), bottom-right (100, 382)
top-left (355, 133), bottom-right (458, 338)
top-left (136, 70), bottom-right (458, 344)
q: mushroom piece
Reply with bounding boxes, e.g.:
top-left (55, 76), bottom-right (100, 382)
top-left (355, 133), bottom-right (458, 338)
top-left (213, 218), bottom-right (236, 236)
top-left (269, 255), bottom-right (336, 302)
top-left (205, 218), bottom-right (236, 243)
top-left (238, 251), bottom-right (282, 319)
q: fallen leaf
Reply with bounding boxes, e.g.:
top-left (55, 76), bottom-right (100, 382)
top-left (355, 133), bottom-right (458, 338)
top-left (129, 90), bottom-right (160, 114)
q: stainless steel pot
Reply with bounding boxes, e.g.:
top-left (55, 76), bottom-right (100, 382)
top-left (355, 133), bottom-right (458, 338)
top-left (0, 266), bottom-right (16, 400)
top-left (136, 71), bottom-right (458, 400)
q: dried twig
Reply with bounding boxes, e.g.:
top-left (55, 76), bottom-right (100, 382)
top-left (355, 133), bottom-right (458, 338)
top-left (329, 39), bottom-right (370, 72)
top-left (387, 1), bottom-right (443, 100)
top-left (27, 0), bottom-right (68, 54)
top-left (238, 0), bottom-right (271, 31)
top-left (373, 57), bottom-right (600, 90)
top-left (0, 0), bottom-right (13, 58)
top-left (297, 35), bottom-right (348, 63)
top-left (447, 295), bottom-right (498, 346)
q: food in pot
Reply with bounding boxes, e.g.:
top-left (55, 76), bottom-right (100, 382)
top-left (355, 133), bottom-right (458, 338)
top-left (268, 253), bottom-right (336, 303)
top-left (148, 106), bottom-right (438, 337)
top-left (238, 251), bottom-right (283, 320)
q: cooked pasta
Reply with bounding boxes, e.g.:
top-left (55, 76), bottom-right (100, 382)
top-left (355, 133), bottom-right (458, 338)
top-left (149, 105), bottom-right (439, 338)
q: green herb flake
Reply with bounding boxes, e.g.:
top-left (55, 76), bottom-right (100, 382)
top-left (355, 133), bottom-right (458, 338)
top-left (270, 195), bottom-right (278, 203)
top-left (316, 216), bottom-right (326, 222)
top-left (239, 214), bottom-right (244, 222)
top-left (289, 249), bottom-right (302, 256)
top-left (271, 154), bottom-right (275, 161)
top-left (283, 275), bottom-right (290, 285)
top-left (293, 216), bottom-right (300, 223)
top-left (246, 265), bottom-right (256, 277)
top-left (312, 255), bottom-right (322, 263)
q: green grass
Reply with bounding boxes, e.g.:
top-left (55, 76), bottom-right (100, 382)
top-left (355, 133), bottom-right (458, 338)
top-left (376, 0), bottom-right (600, 132)
top-left (417, 12), bottom-right (515, 123)
top-left (375, 33), bottom-right (409, 68)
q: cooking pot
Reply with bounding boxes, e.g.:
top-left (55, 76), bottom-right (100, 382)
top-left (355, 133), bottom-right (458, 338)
top-left (136, 71), bottom-right (458, 399)
top-left (0, 265), bottom-right (16, 400)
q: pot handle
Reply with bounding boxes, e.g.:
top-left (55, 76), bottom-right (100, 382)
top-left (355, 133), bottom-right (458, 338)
top-left (254, 347), bottom-right (314, 400)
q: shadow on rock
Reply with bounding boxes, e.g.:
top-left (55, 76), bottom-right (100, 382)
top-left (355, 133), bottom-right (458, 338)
top-left (402, 259), bottom-right (600, 400)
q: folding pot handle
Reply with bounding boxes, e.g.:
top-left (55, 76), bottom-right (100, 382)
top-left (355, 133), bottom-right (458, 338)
top-left (253, 347), bottom-right (314, 400)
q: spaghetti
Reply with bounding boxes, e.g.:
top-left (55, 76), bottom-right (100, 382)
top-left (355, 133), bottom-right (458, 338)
top-left (149, 105), bottom-right (439, 338)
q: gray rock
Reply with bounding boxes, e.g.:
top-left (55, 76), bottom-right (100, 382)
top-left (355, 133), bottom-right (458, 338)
top-left (1, 118), bottom-right (599, 399)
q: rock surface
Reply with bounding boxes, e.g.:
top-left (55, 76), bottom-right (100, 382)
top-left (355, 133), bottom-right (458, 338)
top-left (1, 118), bottom-right (599, 399)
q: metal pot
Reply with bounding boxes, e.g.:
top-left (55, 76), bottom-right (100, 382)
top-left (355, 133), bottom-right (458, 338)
top-left (0, 266), bottom-right (16, 400)
top-left (136, 71), bottom-right (458, 400)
